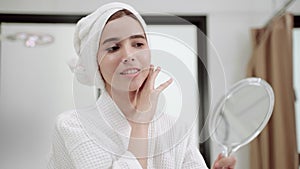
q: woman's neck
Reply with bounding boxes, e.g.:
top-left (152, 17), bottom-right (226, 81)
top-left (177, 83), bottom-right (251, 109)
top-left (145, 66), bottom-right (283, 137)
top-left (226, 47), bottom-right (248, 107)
top-left (105, 85), bottom-right (137, 118)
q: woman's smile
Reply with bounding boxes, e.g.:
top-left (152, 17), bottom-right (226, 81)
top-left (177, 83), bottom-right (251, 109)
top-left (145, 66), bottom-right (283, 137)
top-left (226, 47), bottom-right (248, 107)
top-left (120, 67), bottom-right (141, 77)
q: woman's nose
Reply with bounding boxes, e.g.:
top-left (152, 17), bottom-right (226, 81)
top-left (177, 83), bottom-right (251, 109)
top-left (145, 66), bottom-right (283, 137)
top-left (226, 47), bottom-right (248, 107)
top-left (121, 44), bottom-right (136, 64)
top-left (122, 57), bottom-right (135, 64)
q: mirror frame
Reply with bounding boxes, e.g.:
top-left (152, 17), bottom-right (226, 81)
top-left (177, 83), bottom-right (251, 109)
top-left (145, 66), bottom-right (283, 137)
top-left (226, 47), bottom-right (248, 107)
top-left (295, 15), bottom-right (300, 27)
top-left (0, 13), bottom-right (210, 165)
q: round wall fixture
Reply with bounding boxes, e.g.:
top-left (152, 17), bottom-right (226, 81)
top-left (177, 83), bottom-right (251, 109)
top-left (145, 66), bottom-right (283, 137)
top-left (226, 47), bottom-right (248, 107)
top-left (6, 32), bottom-right (54, 47)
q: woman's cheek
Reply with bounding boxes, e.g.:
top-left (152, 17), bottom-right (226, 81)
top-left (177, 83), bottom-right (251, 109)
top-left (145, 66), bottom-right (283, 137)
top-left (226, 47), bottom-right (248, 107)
top-left (138, 51), bottom-right (151, 66)
top-left (99, 58), bottom-right (115, 80)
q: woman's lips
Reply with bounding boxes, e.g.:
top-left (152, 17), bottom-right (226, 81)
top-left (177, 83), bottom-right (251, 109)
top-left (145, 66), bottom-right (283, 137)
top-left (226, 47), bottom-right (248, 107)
top-left (120, 68), bottom-right (141, 77)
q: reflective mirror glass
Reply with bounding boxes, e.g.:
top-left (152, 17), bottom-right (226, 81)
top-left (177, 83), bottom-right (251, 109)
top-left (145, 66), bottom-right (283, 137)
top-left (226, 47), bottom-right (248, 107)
top-left (209, 77), bottom-right (275, 156)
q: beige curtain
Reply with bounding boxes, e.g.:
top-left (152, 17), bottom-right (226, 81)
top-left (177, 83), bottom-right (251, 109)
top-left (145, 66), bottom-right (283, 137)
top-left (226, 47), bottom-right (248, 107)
top-left (247, 13), bottom-right (298, 169)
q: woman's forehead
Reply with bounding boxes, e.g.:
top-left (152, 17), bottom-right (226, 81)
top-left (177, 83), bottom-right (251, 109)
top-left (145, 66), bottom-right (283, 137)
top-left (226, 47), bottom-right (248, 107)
top-left (100, 16), bottom-right (145, 43)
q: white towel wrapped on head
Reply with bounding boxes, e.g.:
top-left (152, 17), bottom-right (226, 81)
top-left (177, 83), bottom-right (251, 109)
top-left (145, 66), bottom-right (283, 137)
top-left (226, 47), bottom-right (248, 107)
top-left (69, 2), bottom-right (147, 90)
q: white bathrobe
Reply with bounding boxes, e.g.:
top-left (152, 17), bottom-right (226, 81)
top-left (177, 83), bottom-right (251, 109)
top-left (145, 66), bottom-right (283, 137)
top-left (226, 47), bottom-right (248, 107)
top-left (47, 90), bottom-right (208, 169)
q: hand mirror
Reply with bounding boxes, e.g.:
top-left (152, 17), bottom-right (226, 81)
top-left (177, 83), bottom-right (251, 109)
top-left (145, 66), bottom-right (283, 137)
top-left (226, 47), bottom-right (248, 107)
top-left (209, 77), bottom-right (275, 156)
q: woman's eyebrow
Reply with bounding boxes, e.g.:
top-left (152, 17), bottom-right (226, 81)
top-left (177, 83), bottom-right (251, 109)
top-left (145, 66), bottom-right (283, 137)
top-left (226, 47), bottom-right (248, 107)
top-left (102, 37), bottom-right (120, 45)
top-left (102, 34), bottom-right (145, 45)
top-left (129, 34), bottom-right (145, 40)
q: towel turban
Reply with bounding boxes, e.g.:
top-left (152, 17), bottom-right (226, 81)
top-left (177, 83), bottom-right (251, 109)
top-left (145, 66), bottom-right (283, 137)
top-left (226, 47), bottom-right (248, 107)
top-left (69, 2), bottom-right (147, 90)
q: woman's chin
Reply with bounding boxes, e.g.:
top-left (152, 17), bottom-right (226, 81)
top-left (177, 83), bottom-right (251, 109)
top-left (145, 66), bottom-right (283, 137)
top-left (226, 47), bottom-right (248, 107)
top-left (109, 81), bottom-right (142, 92)
top-left (110, 73), bottom-right (148, 92)
top-left (127, 74), bottom-right (147, 91)
top-left (128, 82), bottom-right (143, 91)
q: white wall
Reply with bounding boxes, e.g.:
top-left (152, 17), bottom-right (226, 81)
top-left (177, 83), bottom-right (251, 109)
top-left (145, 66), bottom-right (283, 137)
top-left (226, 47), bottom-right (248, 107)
top-left (0, 0), bottom-right (299, 14)
top-left (294, 29), bottom-right (300, 153)
top-left (1, 0), bottom-right (300, 169)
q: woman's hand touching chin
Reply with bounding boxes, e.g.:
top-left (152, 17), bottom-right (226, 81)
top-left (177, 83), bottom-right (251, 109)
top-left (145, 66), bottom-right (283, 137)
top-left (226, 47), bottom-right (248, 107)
top-left (130, 64), bottom-right (172, 123)
top-left (212, 153), bottom-right (236, 169)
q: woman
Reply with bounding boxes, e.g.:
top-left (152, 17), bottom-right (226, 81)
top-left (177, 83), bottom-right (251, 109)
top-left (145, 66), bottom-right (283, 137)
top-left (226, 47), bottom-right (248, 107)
top-left (48, 2), bottom-right (236, 169)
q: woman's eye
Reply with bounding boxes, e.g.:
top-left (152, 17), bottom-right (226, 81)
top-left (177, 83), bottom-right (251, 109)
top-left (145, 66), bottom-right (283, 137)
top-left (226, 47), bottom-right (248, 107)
top-left (106, 46), bottom-right (120, 53)
top-left (134, 43), bottom-right (144, 48)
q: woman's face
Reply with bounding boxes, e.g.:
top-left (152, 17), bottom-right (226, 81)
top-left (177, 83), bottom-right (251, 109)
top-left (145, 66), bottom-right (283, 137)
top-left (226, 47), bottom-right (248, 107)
top-left (98, 15), bottom-right (150, 91)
